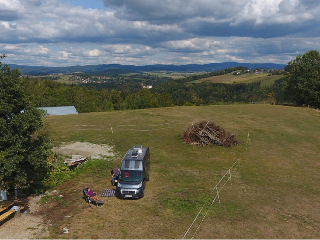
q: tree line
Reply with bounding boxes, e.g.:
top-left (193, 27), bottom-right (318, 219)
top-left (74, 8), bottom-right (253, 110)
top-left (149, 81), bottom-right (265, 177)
top-left (22, 77), bottom-right (286, 113)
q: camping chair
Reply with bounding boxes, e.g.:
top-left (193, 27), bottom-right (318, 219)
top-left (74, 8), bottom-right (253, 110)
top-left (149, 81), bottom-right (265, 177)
top-left (83, 187), bottom-right (104, 208)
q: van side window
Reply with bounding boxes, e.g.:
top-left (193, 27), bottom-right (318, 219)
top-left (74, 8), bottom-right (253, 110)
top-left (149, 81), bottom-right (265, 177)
top-left (134, 160), bottom-right (140, 169)
top-left (125, 160), bottom-right (130, 168)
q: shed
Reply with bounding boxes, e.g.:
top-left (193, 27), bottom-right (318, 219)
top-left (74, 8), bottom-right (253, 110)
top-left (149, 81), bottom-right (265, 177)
top-left (38, 106), bottom-right (78, 116)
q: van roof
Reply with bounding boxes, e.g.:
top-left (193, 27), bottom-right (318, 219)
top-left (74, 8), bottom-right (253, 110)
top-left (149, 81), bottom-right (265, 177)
top-left (124, 146), bottom-right (147, 161)
top-left (121, 146), bottom-right (148, 170)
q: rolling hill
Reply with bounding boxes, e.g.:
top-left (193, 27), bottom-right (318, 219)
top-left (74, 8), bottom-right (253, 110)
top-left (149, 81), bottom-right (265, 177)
top-left (8, 62), bottom-right (286, 75)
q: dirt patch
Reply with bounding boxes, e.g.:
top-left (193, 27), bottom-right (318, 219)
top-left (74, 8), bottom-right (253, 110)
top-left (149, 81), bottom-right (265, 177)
top-left (53, 142), bottom-right (114, 159)
top-left (0, 196), bottom-right (49, 239)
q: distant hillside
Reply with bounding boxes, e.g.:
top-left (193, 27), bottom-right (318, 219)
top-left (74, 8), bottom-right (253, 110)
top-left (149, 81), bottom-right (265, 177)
top-left (8, 62), bottom-right (286, 75)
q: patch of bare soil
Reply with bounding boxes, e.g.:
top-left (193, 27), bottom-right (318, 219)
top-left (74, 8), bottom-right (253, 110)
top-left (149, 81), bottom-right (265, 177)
top-left (53, 141), bottom-right (114, 159)
top-left (0, 196), bottom-right (49, 239)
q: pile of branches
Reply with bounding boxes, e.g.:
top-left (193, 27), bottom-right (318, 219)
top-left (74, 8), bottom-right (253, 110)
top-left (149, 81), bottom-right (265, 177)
top-left (182, 121), bottom-right (239, 147)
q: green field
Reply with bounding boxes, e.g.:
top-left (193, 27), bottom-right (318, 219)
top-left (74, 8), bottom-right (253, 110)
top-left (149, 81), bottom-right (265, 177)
top-left (28, 75), bottom-right (76, 84)
top-left (40, 104), bottom-right (320, 238)
top-left (192, 73), bottom-right (284, 86)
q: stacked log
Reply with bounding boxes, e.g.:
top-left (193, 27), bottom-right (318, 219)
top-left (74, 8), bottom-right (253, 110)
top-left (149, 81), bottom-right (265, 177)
top-left (182, 121), bottom-right (239, 147)
top-left (64, 155), bottom-right (87, 167)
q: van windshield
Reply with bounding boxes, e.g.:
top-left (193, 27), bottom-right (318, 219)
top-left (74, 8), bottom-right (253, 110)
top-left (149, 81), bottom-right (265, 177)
top-left (119, 170), bottom-right (142, 182)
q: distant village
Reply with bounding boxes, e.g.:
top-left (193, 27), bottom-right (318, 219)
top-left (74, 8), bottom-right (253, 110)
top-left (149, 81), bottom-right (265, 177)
top-left (69, 75), bottom-right (112, 84)
top-left (231, 68), bottom-right (285, 75)
top-left (47, 68), bottom-right (285, 89)
top-left (67, 74), bottom-right (154, 88)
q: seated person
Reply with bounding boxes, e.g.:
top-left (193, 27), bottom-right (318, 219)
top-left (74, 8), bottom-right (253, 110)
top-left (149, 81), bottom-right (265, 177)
top-left (111, 168), bottom-right (120, 185)
top-left (86, 187), bottom-right (101, 202)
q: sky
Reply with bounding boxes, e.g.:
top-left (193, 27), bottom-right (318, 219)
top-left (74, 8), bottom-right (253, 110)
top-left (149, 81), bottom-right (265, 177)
top-left (1, 0), bottom-right (320, 67)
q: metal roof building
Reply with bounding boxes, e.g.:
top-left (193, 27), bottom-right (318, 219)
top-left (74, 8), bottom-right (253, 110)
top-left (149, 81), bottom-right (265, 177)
top-left (38, 106), bottom-right (78, 116)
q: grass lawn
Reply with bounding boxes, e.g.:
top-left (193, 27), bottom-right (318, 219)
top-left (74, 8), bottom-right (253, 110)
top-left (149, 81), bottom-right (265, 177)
top-left (41, 104), bottom-right (320, 238)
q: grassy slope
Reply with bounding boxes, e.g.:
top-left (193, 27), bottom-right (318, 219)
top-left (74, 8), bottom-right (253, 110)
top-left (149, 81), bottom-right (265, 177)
top-left (42, 104), bottom-right (320, 239)
top-left (192, 73), bottom-right (284, 86)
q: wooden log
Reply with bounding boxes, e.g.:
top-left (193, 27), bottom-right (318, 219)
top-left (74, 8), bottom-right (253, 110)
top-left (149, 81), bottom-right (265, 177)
top-left (0, 209), bottom-right (15, 223)
top-left (182, 120), bottom-right (239, 147)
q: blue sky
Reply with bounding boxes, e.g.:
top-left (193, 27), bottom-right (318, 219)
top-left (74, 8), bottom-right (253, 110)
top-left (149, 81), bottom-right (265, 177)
top-left (62, 0), bottom-right (106, 9)
top-left (1, 0), bottom-right (320, 67)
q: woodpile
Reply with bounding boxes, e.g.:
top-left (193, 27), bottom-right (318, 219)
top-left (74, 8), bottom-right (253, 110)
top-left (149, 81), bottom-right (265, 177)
top-left (64, 155), bottom-right (87, 167)
top-left (182, 121), bottom-right (239, 147)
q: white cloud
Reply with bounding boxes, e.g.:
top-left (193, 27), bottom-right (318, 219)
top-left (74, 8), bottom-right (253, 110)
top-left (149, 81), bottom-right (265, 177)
top-left (0, 0), bottom-right (24, 21)
top-left (2, 44), bottom-right (50, 55)
top-left (84, 49), bottom-right (103, 57)
top-left (59, 50), bottom-right (72, 59)
top-left (161, 40), bottom-right (203, 52)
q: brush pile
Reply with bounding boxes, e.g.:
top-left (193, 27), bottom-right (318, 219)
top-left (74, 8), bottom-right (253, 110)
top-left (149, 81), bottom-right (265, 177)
top-left (182, 121), bottom-right (239, 147)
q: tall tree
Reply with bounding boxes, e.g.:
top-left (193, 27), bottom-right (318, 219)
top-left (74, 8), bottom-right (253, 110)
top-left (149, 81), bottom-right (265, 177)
top-left (0, 55), bottom-right (51, 192)
top-left (284, 50), bottom-right (320, 107)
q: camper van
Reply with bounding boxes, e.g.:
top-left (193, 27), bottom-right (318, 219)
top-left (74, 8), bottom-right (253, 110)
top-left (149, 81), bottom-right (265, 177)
top-left (115, 145), bottom-right (150, 199)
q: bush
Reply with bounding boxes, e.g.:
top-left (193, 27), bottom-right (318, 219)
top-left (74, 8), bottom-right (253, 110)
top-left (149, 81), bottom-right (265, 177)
top-left (40, 155), bottom-right (113, 193)
top-left (43, 157), bottom-right (74, 189)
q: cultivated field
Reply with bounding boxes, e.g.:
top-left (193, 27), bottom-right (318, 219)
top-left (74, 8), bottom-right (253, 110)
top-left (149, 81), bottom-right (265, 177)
top-left (25, 104), bottom-right (320, 238)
